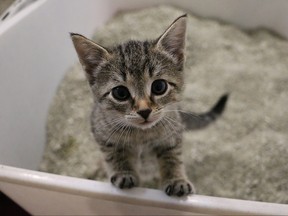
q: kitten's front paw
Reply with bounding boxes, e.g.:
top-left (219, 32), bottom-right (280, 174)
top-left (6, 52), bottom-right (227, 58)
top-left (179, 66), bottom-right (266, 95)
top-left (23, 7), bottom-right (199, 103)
top-left (164, 179), bottom-right (195, 197)
top-left (110, 172), bottom-right (139, 189)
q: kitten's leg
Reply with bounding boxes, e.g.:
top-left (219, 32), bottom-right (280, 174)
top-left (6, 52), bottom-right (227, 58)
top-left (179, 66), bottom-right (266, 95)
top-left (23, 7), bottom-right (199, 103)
top-left (101, 144), bottom-right (139, 189)
top-left (155, 144), bottom-right (195, 196)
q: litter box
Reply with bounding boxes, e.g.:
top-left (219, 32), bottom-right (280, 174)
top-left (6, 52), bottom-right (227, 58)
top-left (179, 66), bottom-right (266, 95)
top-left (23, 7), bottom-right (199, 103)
top-left (0, 0), bottom-right (288, 215)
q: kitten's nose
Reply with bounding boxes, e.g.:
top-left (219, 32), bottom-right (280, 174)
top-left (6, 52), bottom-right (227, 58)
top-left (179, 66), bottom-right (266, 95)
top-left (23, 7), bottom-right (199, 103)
top-left (137, 109), bottom-right (152, 120)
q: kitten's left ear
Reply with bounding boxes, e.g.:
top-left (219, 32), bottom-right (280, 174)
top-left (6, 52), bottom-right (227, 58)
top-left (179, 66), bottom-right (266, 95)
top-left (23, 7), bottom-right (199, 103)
top-left (156, 14), bottom-right (187, 64)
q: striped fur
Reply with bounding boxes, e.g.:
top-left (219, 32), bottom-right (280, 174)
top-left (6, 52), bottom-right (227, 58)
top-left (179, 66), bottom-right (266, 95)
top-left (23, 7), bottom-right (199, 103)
top-left (71, 14), bottom-right (227, 196)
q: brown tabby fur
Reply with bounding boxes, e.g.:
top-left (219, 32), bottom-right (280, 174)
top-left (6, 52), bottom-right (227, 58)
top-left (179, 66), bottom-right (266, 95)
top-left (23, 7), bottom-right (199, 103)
top-left (71, 15), bottom-right (228, 196)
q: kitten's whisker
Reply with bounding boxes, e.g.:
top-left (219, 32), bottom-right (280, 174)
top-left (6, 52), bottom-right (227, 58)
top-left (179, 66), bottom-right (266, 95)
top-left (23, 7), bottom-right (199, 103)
top-left (164, 115), bottom-right (183, 127)
top-left (162, 117), bottom-right (178, 134)
top-left (155, 101), bottom-right (202, 119)
top-left (107, 120), bottom-right (129, 147)
top-left (128, 127), bottom-right (134, 148)
top-left (123, 125), bottom-right (132, 149)
top-left (101, 117), bottom-right (125, 128)
top-left (104, 120), bottom-right (126, 146)
top-left (162, 109), bottom-right (202, 119)
top-left (161, 117), bottom-right (175, 134)
top-left (125, 115), bottom-right (139, 120)
top-left (159, 118), bottom-right (174, 140)
top-left (114, 123), bottom-right (129, 148)
top-left (105, 119), bottom-right (126, 138)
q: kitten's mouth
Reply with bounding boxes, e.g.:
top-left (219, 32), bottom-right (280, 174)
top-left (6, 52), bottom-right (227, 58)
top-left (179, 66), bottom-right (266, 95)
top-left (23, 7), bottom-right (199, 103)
top-left (137, 120), bottom-right (157, 129)
top-left (126, 113), bottom-right (162, 129)
top-left (140, 120), bottom-right (153, 125)
top-left (128, 118), bottom-right (160, 129)
top-left (136, 116), bottom-right (162, 129)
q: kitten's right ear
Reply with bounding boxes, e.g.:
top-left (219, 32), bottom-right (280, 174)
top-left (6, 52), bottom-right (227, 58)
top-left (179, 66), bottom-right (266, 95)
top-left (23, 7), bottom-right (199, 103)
top-left (70, 33), bottom-right (110, 84)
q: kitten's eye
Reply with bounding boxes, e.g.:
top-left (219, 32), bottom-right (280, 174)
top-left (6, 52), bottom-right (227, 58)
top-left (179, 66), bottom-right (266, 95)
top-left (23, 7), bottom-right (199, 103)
top-left (151, 79), bottom-right (168, 95)
top-left (112, 86), bottom-right (130, 101)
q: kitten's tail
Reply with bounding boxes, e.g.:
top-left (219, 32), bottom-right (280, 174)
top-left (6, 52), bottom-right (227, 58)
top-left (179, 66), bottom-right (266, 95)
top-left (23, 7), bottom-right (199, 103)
top-left (180, 94), bottom-right (229, 130)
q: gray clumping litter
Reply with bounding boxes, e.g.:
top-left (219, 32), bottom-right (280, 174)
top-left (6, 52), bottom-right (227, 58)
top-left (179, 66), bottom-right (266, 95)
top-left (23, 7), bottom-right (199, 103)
top-left (39, 5), bottom-right (288, 204)
top-left (41, 65), bottom-right (106, 180)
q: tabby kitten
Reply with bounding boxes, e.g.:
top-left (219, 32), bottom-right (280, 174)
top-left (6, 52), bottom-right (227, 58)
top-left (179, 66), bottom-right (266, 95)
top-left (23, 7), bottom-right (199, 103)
top-left (71, 15), bottom-right (227, 196)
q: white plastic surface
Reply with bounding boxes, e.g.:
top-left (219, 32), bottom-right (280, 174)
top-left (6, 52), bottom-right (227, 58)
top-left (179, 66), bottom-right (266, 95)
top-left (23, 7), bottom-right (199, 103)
top-left (0, 0), bottom-right (116, 169)
top-left (1, 165), bottom-right (288, 215)
top-left (0, 0), bottom-right (288, 215)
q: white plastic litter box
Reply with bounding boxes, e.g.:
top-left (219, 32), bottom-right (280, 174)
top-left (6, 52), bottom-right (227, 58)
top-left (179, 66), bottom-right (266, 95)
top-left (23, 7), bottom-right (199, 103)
top-left (0, 0), bottom-right (288, 215)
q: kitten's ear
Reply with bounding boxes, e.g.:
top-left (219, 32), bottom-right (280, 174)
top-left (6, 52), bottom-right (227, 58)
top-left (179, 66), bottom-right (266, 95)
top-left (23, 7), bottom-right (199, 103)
top-left (156, 14), bottom-right (187, 63)
top-left (70, 33), bottom-right (110, 84)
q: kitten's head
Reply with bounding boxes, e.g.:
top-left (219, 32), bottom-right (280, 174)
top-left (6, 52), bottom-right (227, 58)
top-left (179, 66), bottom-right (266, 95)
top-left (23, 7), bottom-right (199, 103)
top-left (71, 15), bottom-right (187, 129)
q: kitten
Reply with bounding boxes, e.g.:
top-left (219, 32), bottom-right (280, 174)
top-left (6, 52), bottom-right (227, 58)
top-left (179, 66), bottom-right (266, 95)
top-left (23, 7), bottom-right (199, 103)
top-left (70, 14), bottom-right (228, 196)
